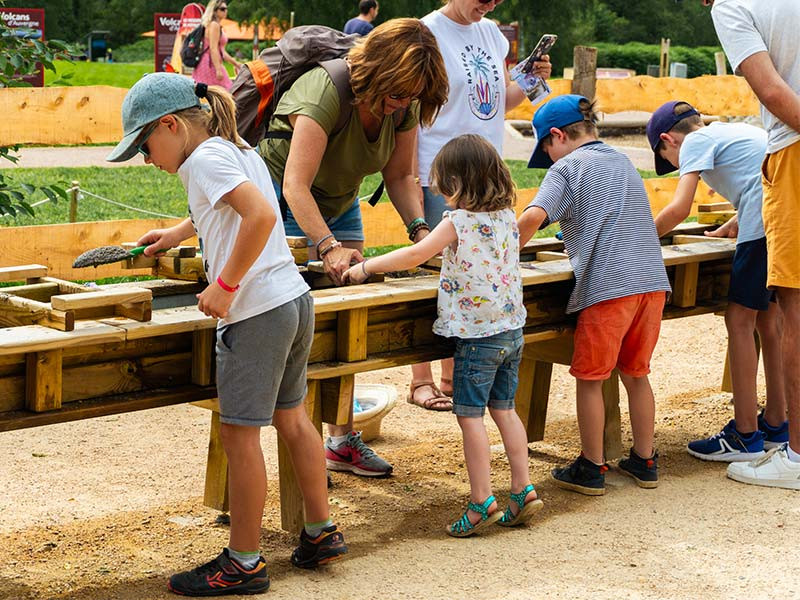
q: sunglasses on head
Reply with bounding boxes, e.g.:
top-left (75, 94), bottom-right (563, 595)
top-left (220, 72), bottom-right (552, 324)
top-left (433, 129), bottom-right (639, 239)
top-left (217, 4), bottom-right (228, 10)
top-left (135, 121), bottom-right (159, 159)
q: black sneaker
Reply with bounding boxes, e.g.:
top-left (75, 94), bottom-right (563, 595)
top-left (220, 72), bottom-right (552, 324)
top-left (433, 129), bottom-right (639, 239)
top-left (551, 455), bottom-right (608, 496)
top-left (167, 548), bottom-right (269, 597)
top-left (618, 448), bottom-right (659, 489)
top-left (291, 524), bottom-right (348, 569)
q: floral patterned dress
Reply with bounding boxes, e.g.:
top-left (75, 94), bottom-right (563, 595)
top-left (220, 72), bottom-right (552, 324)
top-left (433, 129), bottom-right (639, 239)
top-left (191, 28), bottom-right (231, 90)
top-left (433, 208), bottom-right (526, 338)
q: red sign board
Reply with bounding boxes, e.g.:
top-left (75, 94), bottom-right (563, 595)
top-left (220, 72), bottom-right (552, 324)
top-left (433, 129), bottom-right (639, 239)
top-left (1, 7), bottom-right (45, 87)
top-left (154, 13), bottom-right (181, 73)
top-left (497, 23), bottom-right (519, 67)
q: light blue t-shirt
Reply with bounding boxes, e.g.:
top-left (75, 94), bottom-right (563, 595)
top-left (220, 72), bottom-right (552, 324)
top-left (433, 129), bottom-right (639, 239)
top-left (679, 122), bottom-right (767, 244)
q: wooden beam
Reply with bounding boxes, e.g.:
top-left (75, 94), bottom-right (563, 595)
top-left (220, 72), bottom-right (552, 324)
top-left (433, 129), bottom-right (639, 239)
top-left (672, 234), bottom-right (718, 245)
top-left (25, 349), bottom-right (62, 412)
top-left (192, 329), bottom-right (216, 386)
top-left (50, 288), bottom-right (152, 311)
top-left (698, 202), bottom-right (734, 212)
top-left (0, 264), bottom-right (48, 283)
top-left (697, 210), bottom-right (736, 225)
top-left (602, 371), bottom-right (622, 461)
top-left (0, 293), bottom-right (74, 331)
top-left (337, 307), bottom-right (368, 362)
top-left (203, 410), bottom-right (229, 512)
top-left (572, 45), bottom-right (598, 99)
top-left (320, 375), bottom-right (354, 426)
top-left (535, 251), bottom-right (569, 262)
top-left (672, 262), bottom-right (700, 308)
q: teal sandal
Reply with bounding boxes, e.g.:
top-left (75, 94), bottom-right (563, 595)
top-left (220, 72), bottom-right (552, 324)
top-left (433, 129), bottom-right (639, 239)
top-left (446, 495), bottom-right (502, 537)
top-left (497, 484), bottom-right (543, 527)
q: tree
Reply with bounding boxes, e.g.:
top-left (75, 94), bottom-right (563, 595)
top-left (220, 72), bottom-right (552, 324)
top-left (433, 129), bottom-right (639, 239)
top-left (0, 2), bottom-right (75, 217)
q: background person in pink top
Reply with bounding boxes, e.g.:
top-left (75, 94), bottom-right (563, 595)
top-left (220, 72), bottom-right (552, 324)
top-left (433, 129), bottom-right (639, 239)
top-left (191, 0), bottom-right (241, 91)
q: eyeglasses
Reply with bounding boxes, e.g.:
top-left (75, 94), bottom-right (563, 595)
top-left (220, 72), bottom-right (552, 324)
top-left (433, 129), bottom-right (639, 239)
top-left (217, 5), bottom-right (228, 11)
top-left (478, 0), bottom-right (504, 5)
top-left (388, 93), bottom-right (416, 101)
top-left (135, 121), bottom-right (159, 159)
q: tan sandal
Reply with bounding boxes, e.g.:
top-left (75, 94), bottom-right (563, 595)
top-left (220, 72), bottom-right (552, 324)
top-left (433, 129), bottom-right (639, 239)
top-left (439, 377), bottom-right (453, 397)
top-left (407, 380), bottom-right (452, 411)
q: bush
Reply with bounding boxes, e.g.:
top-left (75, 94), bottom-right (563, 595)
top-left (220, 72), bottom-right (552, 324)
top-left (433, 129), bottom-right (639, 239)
top-left (113, 39), bottom-right (155, 63)
top-left (593, 42), bottom-right (729, 78)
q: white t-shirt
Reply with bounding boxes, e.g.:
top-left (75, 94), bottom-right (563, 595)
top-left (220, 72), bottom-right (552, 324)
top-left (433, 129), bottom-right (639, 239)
top-left (417, 10), bottom-right (509, 186)
top-left (711, 0), bottom-right (800, 153)
top-left (679, 122), bottom-right (767, 245)
top-left (178, 137), bottom-right (309, 326)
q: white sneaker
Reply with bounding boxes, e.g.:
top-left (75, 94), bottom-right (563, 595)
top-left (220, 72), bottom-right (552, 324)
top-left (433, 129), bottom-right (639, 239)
top-left (726, 444), bottom-right (800, 490)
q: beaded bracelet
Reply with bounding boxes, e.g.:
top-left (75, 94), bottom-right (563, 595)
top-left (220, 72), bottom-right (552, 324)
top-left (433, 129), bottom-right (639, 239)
top-left (319, 240), bottom-right (342, 259)
top-left (408, 223), bottom-right (431, 242)
top-left (314, 233), bottom-right (334, 254)
top-left (405, 217), bottom-right (428, 235)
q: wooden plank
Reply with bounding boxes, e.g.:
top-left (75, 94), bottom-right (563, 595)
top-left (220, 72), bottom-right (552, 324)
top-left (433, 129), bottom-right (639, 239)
top-left (535, 251), bottom-right (569, 262)
top-left (0, 384), bottom-right (218, 433)
top-left (516, 352), bottom-right (553, 443)
top-left (672, 234), bottom-right (720, 245)
top-left (285, 236), bottom-right (309, 249)
top-left (0, 282), bottom-right (59, 303)
top-left (25, 349), bottom-right (62, 412)
top-left (114, 301), bottom-right (152, 322)
top-left (698, 202), bottom-right (734, 212)
top-left (156, 257), bottom-right (206, 281)
top-left (662, 240), bottom-right (735, 265)
top-left (672, 262), bottom-right (700, 308)
top-left (278, 436), bottom-right (304, 533)
top-left (337, 308), bottom-right (368, 362)
top-left (320, 375), bottom-right (354, 426)
top-left (0, 265), bottom-right (48, 283)
top-left (203, 411), bottom-right (229, 512)
top-left (0, 293), bottom-right (74, 330)
top-left (103, 306), bottom-right (216, 340)
top-left (192, 329), bottom-right (216, 386)
top-left (697, 211), bottom-right (736, 225)
top-left (291, 246), bottom-right (309, 265)
top-left (38, 277), bottom-right (96, 295)
top-left (50, 288), bottom-right (152, 311)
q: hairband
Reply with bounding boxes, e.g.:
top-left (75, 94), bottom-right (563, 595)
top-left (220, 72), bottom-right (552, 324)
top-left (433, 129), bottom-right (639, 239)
top-left (195, 83), bottom-right (208, 99)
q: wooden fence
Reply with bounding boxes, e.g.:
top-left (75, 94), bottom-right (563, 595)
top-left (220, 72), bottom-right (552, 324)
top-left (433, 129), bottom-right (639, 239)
top-left (0, 178), bottom-right (718, 280)
top-left (0, 76), bottom-right (758, 146)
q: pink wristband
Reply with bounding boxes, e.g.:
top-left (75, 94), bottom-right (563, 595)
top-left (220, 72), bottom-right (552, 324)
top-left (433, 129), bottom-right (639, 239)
top-left (216, 276), bottom-right (239, 293)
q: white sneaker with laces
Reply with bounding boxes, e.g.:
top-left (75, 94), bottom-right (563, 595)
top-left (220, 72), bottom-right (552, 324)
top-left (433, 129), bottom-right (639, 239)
top-left (726, 444), bottom-right (800, 490)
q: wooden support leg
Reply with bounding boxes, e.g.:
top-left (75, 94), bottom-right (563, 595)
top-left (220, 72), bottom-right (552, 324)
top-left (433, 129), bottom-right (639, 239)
top-left (279, 380), bottom-right (320, 534)
top-left (720, 330), bottom-right (760, 394)
top-left (203, 410), bottom-right (229, 512)
top-left (516, 349), bottom-right (554, 443)
top-left (320, 375), bottom-right (355, 426)
top-left (672, 262), bottom-right (700, 308)
top-left (602, 370), bottom-right (622, 461)
top-left (192, 329), bottom-right (216, 386)
top-left (26, 349), bottom-right (63, 412)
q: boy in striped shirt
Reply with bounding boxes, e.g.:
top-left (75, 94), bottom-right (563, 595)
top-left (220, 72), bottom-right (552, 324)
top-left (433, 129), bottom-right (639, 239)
top-left (518, 95), bottom-right (672, 496)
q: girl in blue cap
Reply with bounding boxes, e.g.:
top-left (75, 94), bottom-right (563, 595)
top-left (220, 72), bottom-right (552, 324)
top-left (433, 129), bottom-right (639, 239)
top-left (107, 73), bottom-right (346, 596)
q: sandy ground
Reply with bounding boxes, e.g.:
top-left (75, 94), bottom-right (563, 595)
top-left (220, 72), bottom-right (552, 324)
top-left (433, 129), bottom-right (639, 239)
top-left (2, 313), bottom-right (799, 600)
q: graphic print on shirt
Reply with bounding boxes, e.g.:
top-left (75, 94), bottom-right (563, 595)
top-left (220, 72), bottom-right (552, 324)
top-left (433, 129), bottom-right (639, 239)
top-left (460, 44), bottom-right (502, 120)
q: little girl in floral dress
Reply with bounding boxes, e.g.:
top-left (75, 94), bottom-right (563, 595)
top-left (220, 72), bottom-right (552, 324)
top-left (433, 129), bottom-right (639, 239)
top-left (344, 134), bottom-right (543, 536)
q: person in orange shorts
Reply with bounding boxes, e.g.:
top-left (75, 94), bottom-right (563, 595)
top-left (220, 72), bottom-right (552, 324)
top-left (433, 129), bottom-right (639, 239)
top-left (518, 94), bottom-right (672, 495)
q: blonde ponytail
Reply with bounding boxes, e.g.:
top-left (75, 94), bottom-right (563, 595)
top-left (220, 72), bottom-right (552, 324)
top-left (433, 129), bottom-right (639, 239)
top-left (175, 85), bottom-right (248, 150)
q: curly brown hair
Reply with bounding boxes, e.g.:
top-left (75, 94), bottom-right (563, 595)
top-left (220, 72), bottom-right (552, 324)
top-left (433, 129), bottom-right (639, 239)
top-left (347, 18), bottom-right (448, 127)
top-left (431, 134), bottom-right (516, 212)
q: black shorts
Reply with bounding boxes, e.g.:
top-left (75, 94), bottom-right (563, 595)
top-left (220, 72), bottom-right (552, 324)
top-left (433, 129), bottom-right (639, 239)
top-left (729, 237), bottom-right (775, 311)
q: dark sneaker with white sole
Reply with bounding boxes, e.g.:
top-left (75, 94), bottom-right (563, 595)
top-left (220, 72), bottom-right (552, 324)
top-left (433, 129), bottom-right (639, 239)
top-left (687, 419), bottom-right (765, 462)
top-left (551, 455), bottom-right (608, 496)
top-left (167, 548), bottom-right (269, 596)
top-left (291, 524), bottom-right (348, 569)
top-left (618, 448), bottom-right (659, 488)
top-left (758, 410), bottom-right (789, 450)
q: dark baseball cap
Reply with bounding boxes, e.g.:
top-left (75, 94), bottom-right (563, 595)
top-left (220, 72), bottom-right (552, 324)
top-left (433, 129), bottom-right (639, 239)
top-left (646, 101), bottom-right (701, 175)
top-left (527, 94), bottom-right (589, 169)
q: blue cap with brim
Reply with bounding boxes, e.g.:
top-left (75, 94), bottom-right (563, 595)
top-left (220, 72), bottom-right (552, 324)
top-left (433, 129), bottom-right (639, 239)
top-left (527, 94), bottom-right (589, 169)
top-left (106, 72), bottom-right (202, 162)
top-left (646, 100), bottom-right (701, 175)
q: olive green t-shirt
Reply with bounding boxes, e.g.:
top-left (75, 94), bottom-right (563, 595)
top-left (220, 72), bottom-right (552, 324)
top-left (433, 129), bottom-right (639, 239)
top-left (261, 67), bottom-right (419, 219)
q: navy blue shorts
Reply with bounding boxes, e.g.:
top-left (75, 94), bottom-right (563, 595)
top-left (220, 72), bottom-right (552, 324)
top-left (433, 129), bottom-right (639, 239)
top-left (729, 237), bottom-right (775, 311)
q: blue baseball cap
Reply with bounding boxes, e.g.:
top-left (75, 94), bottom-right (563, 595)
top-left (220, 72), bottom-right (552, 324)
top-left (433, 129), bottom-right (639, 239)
top-left (527, 94), bottom-right (589, 169)
top-left (107, 72), bottom-right (202, 162)
top-left (646, 100), bottom-right (701, 175)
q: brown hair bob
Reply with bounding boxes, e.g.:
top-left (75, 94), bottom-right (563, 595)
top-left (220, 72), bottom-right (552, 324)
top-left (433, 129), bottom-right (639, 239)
top-left (431, 134), bottom-right (516, 212)
top-left (347, 18), bottom-right (448, 127)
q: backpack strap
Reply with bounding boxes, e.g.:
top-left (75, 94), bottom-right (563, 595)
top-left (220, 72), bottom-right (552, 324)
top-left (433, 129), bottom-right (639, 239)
top-left (320, 58), bottom-right (355, 137)
top-left (249, 59), bottom-right (276, 130)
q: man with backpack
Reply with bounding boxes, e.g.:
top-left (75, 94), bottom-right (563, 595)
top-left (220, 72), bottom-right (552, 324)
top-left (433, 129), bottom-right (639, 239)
top-left (235, 18), bottom-right (448, 478)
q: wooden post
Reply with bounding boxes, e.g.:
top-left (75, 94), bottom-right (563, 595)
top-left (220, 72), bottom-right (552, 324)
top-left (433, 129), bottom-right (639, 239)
top-left (203, 410), bottom-right (229, 512)
top-left (659, 38), bottom-right (671, 78)
top-left (602, 371), bottom-right (622, 461)
top-left (69, 180), bottom-right (79, 223)
top-left (714, 51), bottom-right (727, 76)
top-left (571, 46), bottom-right (598, 100)
top-left (25, 349), bottom-right (63, 412)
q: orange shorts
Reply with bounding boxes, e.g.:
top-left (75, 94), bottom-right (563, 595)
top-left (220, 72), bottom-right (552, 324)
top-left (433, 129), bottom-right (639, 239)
top-left (570, 291), bottom-right (666, 380)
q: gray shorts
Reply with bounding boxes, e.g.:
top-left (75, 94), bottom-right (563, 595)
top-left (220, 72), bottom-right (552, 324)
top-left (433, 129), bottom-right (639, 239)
top-left (215, 292), bottom-right (314, 427)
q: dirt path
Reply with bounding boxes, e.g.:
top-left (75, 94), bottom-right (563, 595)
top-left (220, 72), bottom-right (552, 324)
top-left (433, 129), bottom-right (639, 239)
top-left (2, 313), bottom-right (798, 600)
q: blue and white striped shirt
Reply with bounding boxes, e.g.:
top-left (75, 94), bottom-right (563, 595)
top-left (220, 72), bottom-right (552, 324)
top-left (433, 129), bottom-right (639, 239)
top-left (529, 141), bottom-right (671, 314)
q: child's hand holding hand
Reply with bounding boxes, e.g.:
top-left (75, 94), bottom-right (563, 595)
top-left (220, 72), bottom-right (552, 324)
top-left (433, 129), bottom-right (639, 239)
top-left (343, 260), bottom-right (369, 285)
top-left (196, 281), bottom-right (236, 319)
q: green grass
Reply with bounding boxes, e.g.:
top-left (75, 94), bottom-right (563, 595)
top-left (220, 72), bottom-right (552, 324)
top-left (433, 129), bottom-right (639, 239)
top-left (44, 60), bottom-right (237, 88)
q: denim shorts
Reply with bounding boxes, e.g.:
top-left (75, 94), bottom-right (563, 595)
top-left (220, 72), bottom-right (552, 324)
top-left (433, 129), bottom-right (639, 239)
top-left (272, 178), bottom-right (365, 246)
top-left (216, 292), bottom-right (313, 427)
top-left (451, 329), bottom-right (524, 417)
top-left (423, 186), bottom-right (449, 229)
